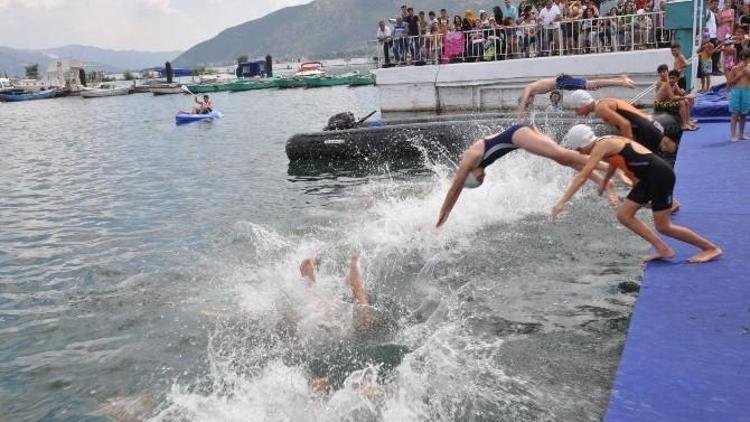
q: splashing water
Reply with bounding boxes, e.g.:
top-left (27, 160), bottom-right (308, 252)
top-left (150, 145), bottom-right (641, 422)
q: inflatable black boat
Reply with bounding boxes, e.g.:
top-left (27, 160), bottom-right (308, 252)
top-left (285, 112), bottom-right (681, 163)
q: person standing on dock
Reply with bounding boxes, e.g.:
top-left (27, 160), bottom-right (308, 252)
top-left (726, 48), bottom-right (750, 141)
top-left (436, 124), bottom-right (619, 228)
top-left (377, 21), bottom-right (394, 65)
top-left (516, 74), bottom-right (635, 115)
top-left (552, 125), bottom-right (722, 264)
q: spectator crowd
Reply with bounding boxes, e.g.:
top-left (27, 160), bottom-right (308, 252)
top-left (656, 0), bottom-right (750, 140)
top-left (375, 0), bottom-right (671, 66)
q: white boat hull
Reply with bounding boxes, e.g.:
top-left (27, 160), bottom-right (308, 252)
top-left (80, 87), bottom-right (131, 98)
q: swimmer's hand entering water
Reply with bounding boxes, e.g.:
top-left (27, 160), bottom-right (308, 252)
top-left (550, 202), bottom-right (566, 222)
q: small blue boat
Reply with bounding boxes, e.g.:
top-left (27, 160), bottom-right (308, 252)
top-left (175, 110), bottom-right (222, 125)
top-left (0, 89), bottom-right (57, 102)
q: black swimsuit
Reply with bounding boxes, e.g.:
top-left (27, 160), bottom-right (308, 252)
top-left (610, 143), bottom-right (675, 212)
top-left (613, 105), bottom-right (666, 155)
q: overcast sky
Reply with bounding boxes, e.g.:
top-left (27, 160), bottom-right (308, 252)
top-left (0, 0), bottom-right (314, 51)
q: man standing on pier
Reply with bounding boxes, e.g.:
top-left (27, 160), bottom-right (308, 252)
top-left (377, 21), bottom-right (394, 66)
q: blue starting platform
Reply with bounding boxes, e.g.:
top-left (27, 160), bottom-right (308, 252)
top-left (606, 122), bottom-right (750, 421)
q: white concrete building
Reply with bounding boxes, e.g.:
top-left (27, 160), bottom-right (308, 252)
top-left (373, 49), bottom-right (673, 113)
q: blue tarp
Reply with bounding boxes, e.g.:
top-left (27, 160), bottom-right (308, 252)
top-left (693, 83), bottom-right (730, 120)
top-left (606, 121), bottom-right (750, 421)
top-left (236, 60), bottom-right (266, 78)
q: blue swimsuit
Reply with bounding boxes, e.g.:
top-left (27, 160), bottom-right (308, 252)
top-left (479, 124), bottom-right (530, 168)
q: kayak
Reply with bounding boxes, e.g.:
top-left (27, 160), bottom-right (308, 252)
top-left (175, 110), bottom-right (222, 125)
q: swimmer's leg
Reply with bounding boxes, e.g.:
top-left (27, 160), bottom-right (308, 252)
top-left (300, 258), bottom-right (316, 284)
top-left (513, 128), bottom-right (619, 204)
top-left (652, 209), bottom-right (722, 263)
top-left (731, 113), bottom-right (740, 142)
top-left (585, 75), bottom-right (636, 90)
top-left (345, 256), bottom-right (372, 330)
top-left (310, 377), bottom-right (331, 394)
top-left (616, 199), bottom-right (676, 262)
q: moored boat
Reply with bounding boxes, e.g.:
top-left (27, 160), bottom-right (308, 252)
top-left (151, 84), bottom-right (184, 95)
top-left (276, 77), bottom-right (306, 89)
top-left (175, 110), bottom-right (222, 125)
top-left (303, 74), bottom-right (351, 88)
top-left (348, 73), bottom-right (375, 86)
top-left (0, 88), bottom-right (57, 102)
top-left (295, 61), bottom-right (325, 77)
top-left (224, 78), bottom-right (279, 92)
top-left (184, 83), bottom-right (220, 94)
top-left (80, 84), bottom-right (131, 98)
top-left (133, 79), bottom-right (168, 93)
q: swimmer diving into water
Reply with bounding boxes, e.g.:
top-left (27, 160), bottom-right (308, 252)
top-left (517, 74), bottom-right (636, 115)
top-left (552, 124), bottom-right (722, 263)
top-left (436, 124), bottom-right (620, 228)
top-left (299, 256), bottom-right (404, 397)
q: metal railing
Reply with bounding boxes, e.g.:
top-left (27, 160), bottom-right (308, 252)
top-left (371, 12), bottom-right (673, 67)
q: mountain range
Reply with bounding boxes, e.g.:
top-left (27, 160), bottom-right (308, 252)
top-left (174, 0), bottom-right (499, 67)
top-left (0, 45), bottom-right (181, 77)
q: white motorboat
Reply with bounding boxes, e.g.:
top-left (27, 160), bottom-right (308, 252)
top-left (294, 61), bottom-right (325, 77)
top-left (80, 84), bottom-right (131, 98)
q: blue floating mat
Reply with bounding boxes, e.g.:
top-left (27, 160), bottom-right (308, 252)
top-left (606, 122), bottom-right (750, 421)
top-left (693, 84), bottom-right (730, 121)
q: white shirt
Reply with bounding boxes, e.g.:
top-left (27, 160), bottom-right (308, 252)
top-left (705, 10), bottom-right (717, 39)
top-left (539, 4), bottom-right (561, 29)
top-left (377, 25), bottom-right (392, 40)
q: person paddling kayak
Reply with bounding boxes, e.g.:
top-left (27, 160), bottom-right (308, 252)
top-left (191, 94), bottom-right (213, 115)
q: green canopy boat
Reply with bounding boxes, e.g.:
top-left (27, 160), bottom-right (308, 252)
top-left (276, 77), bottom-right (306, 89)
top-left (184, 83), bottom-right (220, 94)
top-left (348, 73), bottom-right (375, 86)
top-left (302, 75), bottom-right (351, 88)
top-left (224, 78), bottom-right (279, 92)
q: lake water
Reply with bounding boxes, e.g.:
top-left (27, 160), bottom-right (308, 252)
top-left (0, 86), bottom-right (644, 421)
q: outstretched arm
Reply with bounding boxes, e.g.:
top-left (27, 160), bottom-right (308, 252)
top-left (436, 149), bottom-right (482, 228)
top-left (597, 163), bottom-right (618, 196)
top-left (552, 142), bottom-right (612, 220)
top-left (516, 84), bottom-right (535, 116)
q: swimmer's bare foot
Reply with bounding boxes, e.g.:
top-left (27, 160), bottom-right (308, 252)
top-left (300, 258), bottom-right (316, 284)
top-left (671, 199), bottom-right (681, 214)
top-left (688, 247), bottom-right (722, 263)
top-left (608, 192), bottom-right (619, 207)
top-left (643, 247), bottom-right (676, 262)
top-left (741, 133), bottom-right (749, 140)
top-left (310, 377), bottom-right (331, 394)
top-left (731, 136), bottom-right (740, 142)
top-left (621, 75), bottom-right (636, 89)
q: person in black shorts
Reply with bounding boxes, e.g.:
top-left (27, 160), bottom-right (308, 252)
top-left (552, 124), bottom-right (722, 264)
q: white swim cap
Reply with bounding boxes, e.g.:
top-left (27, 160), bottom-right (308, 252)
top-left (463, 172), bottom-right (483, 189)
top-left (563, 124), bottom-right (598, 149)
top-left (567, 90), bottom-right (595, 109)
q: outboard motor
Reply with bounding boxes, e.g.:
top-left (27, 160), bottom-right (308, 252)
top-left (324, 112), bottom-right (357, 131)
